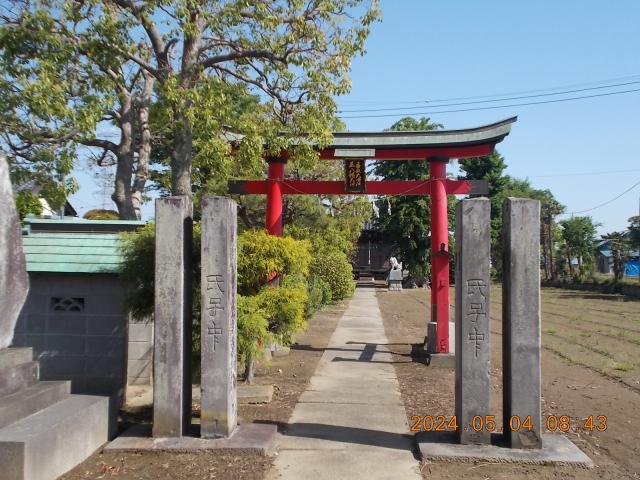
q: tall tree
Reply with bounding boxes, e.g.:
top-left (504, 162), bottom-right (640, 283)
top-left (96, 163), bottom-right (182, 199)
top-left (494, 176), bottom-right (564, 280)
top-left (459, 156), bottom-right (565, 280)
top-left (629, 215), bottom-right (640, 251)
top-left (559, 216), bottom-right (599, 278)
top-left (530, 189), bottom-right (565, 280)
top-left (602, 231), bottom-right (632, 282)
top-left (1, 0), bottom-right (380, 216)
top-left (0, 4), bottom-right (156, 218)
top-left (629, 215), bottom-right (640, 283)
top-left (459, 151), bottom-right (508, 274)
top-left (373, 117), bottom-right (443, 277)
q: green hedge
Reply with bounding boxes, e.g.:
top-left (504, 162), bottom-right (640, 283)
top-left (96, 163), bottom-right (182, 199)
top-left (310, 251), bottom-right (355, 301)
top-left (120, 226), bottom-right (312, 366)
top-left (305, 274), bottom-right (333, 316)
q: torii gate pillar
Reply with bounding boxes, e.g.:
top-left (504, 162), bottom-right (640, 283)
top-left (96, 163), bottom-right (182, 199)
top-left (266, 158), bottom-right (285, 236)
top-left (429, 156), bottom-right (450, 353)
top-left (265, 154), bottom-right (452, 352)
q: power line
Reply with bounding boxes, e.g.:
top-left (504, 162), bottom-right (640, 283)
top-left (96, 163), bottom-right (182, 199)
top-left (339, 87), bottom-right (640, 119)
top-left (338, 80), bottom-right (640, 113)
top-left (560, 179), bottom-right (640, 215)
top-left (529, 168), bottom-right (640, 179)
top-left (336, 73), bottom-right (640, 107)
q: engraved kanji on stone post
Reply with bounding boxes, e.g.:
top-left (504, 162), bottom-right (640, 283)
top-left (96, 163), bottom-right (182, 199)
top-left (455, 198), bottom-right (491, 444)
top-left (201, 196), bottom-right (238, 438)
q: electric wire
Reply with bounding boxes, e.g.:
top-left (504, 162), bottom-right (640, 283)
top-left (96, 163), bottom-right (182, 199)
top-left (528, 169), bottom-right (640, 178)
top-left (339, 87), bottom-right (640, 119)
top-left (560, 179), bottom-right (640, 215)
top-left (337, 80), bottom-right (640, 113)
top-left (336, 74), bottom-right (640, 106)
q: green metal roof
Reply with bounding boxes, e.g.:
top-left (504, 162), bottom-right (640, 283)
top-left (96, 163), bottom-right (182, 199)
top-left (25, 217), bottom-right (146, 227)
top-left (21, 218), bottom-right (147, 274)
top-left (23, 233), bottom-right (124, 273)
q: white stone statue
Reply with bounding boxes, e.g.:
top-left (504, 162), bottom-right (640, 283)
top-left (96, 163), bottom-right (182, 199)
top-left (389, 257), bottom-right (402, 271)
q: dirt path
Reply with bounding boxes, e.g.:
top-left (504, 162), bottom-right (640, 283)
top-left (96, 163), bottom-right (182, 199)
top-left (377, 284), bottom-right (640, 480)
top-left (61, 301), bottom-right (348, 480)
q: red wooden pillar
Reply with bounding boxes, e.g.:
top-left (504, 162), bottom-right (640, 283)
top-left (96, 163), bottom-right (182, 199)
top-left (265, 158), bottom-right (285, 236)
top-left (429, 157), bottom-right (450, 353)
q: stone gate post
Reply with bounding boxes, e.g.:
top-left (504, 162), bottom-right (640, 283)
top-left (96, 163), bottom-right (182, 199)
top-left (200, 196), bottom-right (238, 438)
top-left (502, 197), bottom-right (542, 449)
top-left (153, 196), bottom-right (193, 437)
top-left (455, 198), bottom-right (491, 444)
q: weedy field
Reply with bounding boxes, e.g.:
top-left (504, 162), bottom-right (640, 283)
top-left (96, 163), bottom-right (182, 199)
top-left (378, 284), bottom-right (640, 480)
top-left (535, 287), bottom-right (640, 389)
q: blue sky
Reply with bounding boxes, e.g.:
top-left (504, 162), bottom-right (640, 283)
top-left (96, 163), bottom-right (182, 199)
top-left (70, 0), bottom-right (640, 234)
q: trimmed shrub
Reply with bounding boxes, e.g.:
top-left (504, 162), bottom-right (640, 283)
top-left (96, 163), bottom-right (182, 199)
top-left (286, 223), bottom-right (358, 303)
top-left (256, 285), bottom-right (308, 345)
top-left (83, 209), bottom-right (119, 220)
top-left (119, 225), bottom-right (312, 378)
top-left (238, 229), bottom-right (311, 294)
top-left (237, 294), bottom-right (271, 364)
top-left (119, 223), bottom-right (156, 320)
top-left (120, 223), bottom-right (337, 382)
top-left (305, 274), bottom-right (333, 316)
top-left (311, 251), bottom-right (355, 301)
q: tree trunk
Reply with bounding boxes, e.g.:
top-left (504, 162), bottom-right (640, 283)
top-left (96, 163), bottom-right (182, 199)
top-left (238, 201), bottom-right (255, 229)
top-left (171, 120), bottom-right (194, 197)
top-left (112, 153), bottom-right (137, 220)
top-left (131, 71), bottom-right (155, 219)
top-left (112, 93), bottom-right (137, 219)
top-left (540, 222), bottom-right (549, 280)
top-left (577, 256), bottom-right (582, 277)
top-left (549, 220), bottom-right (557, 280)
top-left (615, 255), bottom-right (623, 282)
top-left (243, 353), bottom-right (255, 385)
top-left (170, 11), bottom-right (204, 197)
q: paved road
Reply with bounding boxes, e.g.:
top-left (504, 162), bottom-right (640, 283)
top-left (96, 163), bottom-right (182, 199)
top-left (269, 286), bottom-right (422, 479)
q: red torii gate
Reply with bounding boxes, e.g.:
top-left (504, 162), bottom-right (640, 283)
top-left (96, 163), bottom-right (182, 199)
top-left (230, 117), bottom-right (517, 354)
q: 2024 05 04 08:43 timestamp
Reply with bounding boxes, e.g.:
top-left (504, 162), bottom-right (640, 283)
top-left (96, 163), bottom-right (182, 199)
top-left (408, 415), bottom-right (608, 433)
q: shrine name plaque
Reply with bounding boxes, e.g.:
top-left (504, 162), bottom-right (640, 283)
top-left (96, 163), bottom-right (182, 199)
top-left (344, 158), bottom-right (366, 193)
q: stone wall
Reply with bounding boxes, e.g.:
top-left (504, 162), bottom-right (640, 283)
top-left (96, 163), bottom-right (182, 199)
top-left (13, 272), bottom-right (128, 399)
top-left (127, 317), bottom-right (153, 385)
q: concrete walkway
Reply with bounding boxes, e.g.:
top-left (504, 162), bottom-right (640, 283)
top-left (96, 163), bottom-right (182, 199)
top-left (269, 286), bottom-right (421, 479)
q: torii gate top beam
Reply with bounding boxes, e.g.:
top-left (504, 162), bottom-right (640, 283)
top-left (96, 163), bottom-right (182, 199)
top-left (306, 116), bottom-right (516, 161)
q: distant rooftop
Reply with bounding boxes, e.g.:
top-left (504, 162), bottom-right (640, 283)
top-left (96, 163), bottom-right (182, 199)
top-left (22, 217), bottom-right (146, 274)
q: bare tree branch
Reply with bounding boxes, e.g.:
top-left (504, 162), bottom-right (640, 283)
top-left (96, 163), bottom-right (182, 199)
top-left (80, 138), bottom-right (119, 152)
top-left (108, 0), bottom-right (169, 76)
top-left (201, 49), bottom-right (282, 68)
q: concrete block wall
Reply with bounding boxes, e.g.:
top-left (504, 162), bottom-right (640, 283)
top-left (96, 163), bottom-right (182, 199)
top-left (127, 318), bottom-right (153, 385)
top-left (13, 273), bottom-right (128, 399)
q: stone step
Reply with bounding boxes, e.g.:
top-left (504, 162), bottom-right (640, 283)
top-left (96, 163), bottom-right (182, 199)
top-left (0, 348), bottom-right (33, 370)
top-left (0, 394), bottom-right (110, 480)
top-left (0, 361), bottom-right (38, 397)
top-left (0, 381), bottom-right (71, 429)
